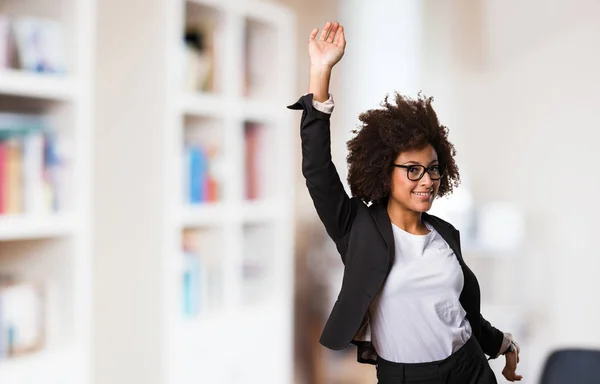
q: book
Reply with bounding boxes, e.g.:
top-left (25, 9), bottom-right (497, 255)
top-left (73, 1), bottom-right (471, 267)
top-left (183, 18), bottom-right (217, 92)
top-left (0, 15), bottom-right (11, 69)
top-left (244, 123), bottom-right (259, 200)
top-left (0, 280), bottom-right (46, 359)
top-left (11, 17), bottom-right (67, 73)
top-left (244, 122), bottom-right (274, 200)
top-left (0, 113), bottom-right (62, 215)
top-left (184, 143), bottom-right (220, 205)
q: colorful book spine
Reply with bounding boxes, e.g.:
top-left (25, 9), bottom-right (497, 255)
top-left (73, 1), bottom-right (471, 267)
top-left (4, 138), bottom-right (23, 214)
top-left (0, 141), bottom-right (6, 214)
top-left (0, 113), bottom-right (63, 215)
top-left (245, 123), bottom-right (258, 200)
top-left (185, 144), bottom-right (220, 204)
top-left (23, 132), bottom-right (46, 214)
top-left (182, 249), bottom-right (201, 316)
top-left (43, 132), bottom-right (61, 212)
top-left (245, 122), bottom-right (273, 200)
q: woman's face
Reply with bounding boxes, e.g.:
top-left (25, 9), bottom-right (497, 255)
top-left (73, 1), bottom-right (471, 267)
top-left (389, 144), bottom-right (440, 213)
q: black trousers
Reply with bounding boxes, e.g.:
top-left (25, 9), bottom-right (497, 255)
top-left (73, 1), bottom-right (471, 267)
top-left (376, 337), bottom-right (498, 384)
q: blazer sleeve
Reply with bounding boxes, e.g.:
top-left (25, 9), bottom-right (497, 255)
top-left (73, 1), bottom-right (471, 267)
top-left (287, 94), bottom-right (356, 252)
top-left (479, 314), bottom-right (505, 358)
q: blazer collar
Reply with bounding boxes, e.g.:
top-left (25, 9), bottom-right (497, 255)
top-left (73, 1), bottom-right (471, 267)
top-left (371, 199), bottom-right (463, 264)
top-left (423, 212), bottom-right (463, 261)
top-left (372, 200), bottom-right (396, 265)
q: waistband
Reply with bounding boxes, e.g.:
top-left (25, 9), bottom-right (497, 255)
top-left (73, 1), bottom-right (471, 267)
top-left (376, 336), bottom-right (478, 377)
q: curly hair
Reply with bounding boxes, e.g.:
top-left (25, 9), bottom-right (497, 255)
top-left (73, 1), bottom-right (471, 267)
top-left (346, 92), bottom-right (460, 203)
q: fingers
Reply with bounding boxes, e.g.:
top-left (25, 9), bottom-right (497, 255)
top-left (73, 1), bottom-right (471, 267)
top-left (502, 369), bottom-right (523, 381)
top-left (326, 21), bottom-right (339, 42)
top-left (309, 27), bottom-right (318, 41)
top-left (317, 21), bottom-right (342, 42)
top-left (502, 369), bottom-right (524, 382)
top-left (318, 21), bottom-right (331, 41)
top-left (335, 25), bottom-right (346, 48)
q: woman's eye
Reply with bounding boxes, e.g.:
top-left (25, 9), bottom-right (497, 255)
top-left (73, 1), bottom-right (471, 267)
top-left (408, 167), bottom-right (421, 174)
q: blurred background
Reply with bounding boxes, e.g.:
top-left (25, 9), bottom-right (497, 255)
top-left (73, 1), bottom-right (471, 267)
top-left (0, 0), bottom-right (599, 383)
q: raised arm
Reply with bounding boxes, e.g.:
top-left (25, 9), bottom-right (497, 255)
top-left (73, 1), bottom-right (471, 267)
top-left (307, 21), bottom-right (343, 101)
top-left (288, 21), bottom-right (355, 246)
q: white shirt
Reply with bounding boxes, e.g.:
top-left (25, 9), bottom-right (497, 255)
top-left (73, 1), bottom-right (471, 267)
top-left (369, 221), bottom-right (472, 363)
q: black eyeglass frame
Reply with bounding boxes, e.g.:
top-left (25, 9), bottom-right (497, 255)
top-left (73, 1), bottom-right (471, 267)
top-left (393, 164), bottom-right (446, 181)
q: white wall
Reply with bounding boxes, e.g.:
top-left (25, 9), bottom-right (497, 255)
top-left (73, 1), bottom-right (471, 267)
top-left (456, 1), bottom-right (600, 376)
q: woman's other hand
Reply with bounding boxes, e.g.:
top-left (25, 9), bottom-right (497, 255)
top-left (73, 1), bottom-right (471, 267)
top-left (502, 346), bottom-right (523, 382)
top-left (308, 21), bottom-right (346, 70)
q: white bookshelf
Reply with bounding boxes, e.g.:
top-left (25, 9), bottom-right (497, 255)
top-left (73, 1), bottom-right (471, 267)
top-left (0, 213), bottom-right (77, 241)
top-left (93, 0), bottom-right (295, 383)
top-left (164, 1), bottom-right (296, 383)
top-left (0, 0), bottom-right (94, 383)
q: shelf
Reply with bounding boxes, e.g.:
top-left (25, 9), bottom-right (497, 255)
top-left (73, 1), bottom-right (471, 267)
top-left (180, 94), bottom-right (283, 121)
top-left (180, 203), bottom-right (226, 227)
top-left (0, 213), bottom-right (76, 241)
top-left (240, 199), bottom-right (285, 224)
top-left (0, 347), bottom-right (76, 384)
top-left (180, 93), bottom-right (227, 117)
top-left (180, 200), bottom-right (286, 227)
top-left (0, 70), bottom-right (78, 101)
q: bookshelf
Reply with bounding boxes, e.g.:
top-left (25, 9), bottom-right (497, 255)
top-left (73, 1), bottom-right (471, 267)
top-left (94, 0), bottom-right (295, 383)
top-left (165, 1), bottom-right (296, 383)
top-left (0, 0), bottom-right (93, 383)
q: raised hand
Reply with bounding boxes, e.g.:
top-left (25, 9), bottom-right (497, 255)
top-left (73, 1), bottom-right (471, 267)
top-left (308, 21), bottom-right (346, 70)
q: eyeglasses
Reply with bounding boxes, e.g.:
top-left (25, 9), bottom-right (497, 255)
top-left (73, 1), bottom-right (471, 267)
top-left (393, 164), bottom-right (445, 181)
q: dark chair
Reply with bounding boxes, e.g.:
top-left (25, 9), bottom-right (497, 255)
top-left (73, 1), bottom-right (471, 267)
top-left (540, 348), bottom-right (600, 384)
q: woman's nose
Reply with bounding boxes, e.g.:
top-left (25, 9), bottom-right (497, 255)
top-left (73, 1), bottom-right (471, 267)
top-left (420, 172), bottom-right (434, 186)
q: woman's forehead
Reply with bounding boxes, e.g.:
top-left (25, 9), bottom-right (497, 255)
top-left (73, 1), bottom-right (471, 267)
top-left (396, 144), bottom-right (438, 163)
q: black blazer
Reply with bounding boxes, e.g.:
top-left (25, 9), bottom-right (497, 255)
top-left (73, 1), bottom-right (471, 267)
top-left (288, 94), bottom-right (504, 364)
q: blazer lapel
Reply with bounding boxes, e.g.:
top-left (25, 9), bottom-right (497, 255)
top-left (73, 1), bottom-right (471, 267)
top-left (422, 212), bottom-right (463, 262)
top-left (371, 200), bottom-right (396, 269)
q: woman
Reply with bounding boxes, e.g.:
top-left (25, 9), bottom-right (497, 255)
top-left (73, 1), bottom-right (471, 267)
top-left (288, 21), bottom-right (523, 384)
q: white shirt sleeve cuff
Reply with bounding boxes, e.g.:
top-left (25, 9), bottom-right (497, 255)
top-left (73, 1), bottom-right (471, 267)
top-left (311, 93), bottom-right (335, 114)
top-left (498, 332), bottom-right (520, 357)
